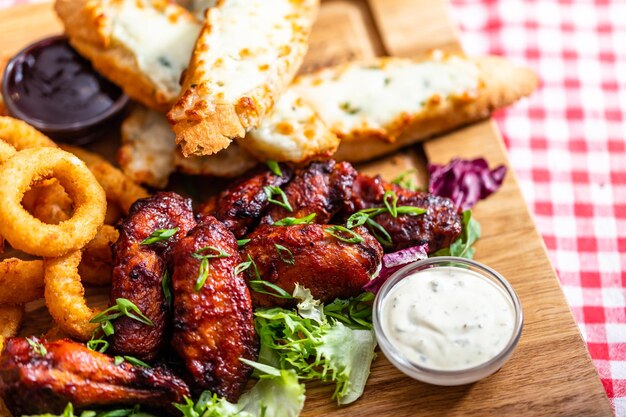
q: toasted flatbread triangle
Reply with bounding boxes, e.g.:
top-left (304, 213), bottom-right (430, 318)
top-left (167, 0), bottom-right (319, 157)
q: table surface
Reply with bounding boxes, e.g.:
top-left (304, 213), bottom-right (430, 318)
top-left (448, 1), bottom-right (626, 415)
top-left (1, 0), bottom-right (624, 415)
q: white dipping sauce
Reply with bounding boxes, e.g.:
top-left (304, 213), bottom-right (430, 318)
top-left (381, 266), bottom-right (515, 371)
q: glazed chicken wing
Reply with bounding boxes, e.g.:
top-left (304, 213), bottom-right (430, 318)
top-left (110, 192), bottom-right (196, 362)
top-left (242, 224), bottom-right (383, 308)
top-left (203, 165), bottom-right (292, 238)
top-left (260, 160), bottom-right (356, 225)
top-left (348, 174), bottom-right (462, 253)
top-left (0, 338), bottom-right (189, 415)
top-left (171, 216), bottom-right (258, 401)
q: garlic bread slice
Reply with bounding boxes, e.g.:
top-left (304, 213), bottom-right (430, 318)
top-left (55, 0), bottom-right (201, 112)
top-left (290, 52), bottom-right (537, 162)
top-left (167, 0), bottom-right (319, 156)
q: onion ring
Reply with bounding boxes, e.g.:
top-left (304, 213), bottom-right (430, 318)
top-left (0, 139), bottom-right (16, 163)
top-left (0, 147), bottom-right (106, 257)
top-left (0, 226), bottom-right (119, 307)
top-left (0, 116), bottom-right (56, 150)
top-left (44, 250), bottom-right (99, 341)
top-left (0, 304), bottom-right (24, 352)
top-left (0, 259), bottom-right (45, 304)
top-left (79, 224), bottom-right (119, 286)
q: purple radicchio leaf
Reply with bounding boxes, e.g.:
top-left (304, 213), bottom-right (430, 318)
top-left (428, 158), bottom-right (507, 211)
top-left (363, 244), bottom-right (428, 294)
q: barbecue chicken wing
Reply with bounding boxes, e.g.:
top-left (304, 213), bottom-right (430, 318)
top-left (348, 174), bottom-right (462, 253)
top-left (260, 160), bottom-right (356, 225)
top-left (202, 165), bottom-right (292, 238)
top-left (171, 216), bottom-right (258, 401)
top-left (0, 338), bottom-right (189, 415)
top-left (242, 224), bottom-right (383, 308)
top-left (110, 192), bottom-right (196, 362)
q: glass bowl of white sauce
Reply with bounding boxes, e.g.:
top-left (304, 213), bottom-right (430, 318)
top-left (373, 256), bottom-right (523, 386)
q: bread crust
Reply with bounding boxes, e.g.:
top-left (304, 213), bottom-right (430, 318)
top-left (55, 0), bottom-right (199, 112)
top-left (167, 0), bottom-right (319, 156)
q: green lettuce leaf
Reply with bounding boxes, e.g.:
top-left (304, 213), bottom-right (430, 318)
top-left (254, 288), bottom-right (377, 405)
top-left (174, 361), bottom-right (304, 417)
top-left (432, 210), bottom-right (481, 259)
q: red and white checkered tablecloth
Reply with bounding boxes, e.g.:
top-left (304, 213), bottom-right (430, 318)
top-left (449, 0), bottom-right (626, 414)
top-left (1, 0), bottom-right (624, 414)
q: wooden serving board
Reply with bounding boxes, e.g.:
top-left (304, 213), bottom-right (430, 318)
top-left (0, 1), bottom-right (613, 416)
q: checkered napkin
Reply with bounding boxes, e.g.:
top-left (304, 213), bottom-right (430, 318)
top-left (450, 0), bottom-right (626, 414)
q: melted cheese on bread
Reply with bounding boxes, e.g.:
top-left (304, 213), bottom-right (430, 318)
top-left (109, 0), bottom-right (201, 98)
top-left (293, 54), bottom-right (480, 142)
top-left (168, 0), bottom-right (319, 156)
top-left (55, 0), bottom-right (200, 110)
top-left (242, 90), bottom-right (339, 163)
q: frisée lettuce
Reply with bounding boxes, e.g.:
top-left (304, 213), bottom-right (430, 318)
top-left (255, 284), bottom-right (377, 405)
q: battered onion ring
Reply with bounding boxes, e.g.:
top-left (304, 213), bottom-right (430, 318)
top-left (44, 250), bottom-right (99, 341)
top-left (79, 225), bottom-right (119, 286)
top-left (0, 147), bottom-right (106, 257)
top-left (0, 259), bottom-right (45, 304)
top-left (0, 116), bottom-right (56, 149)
top-left (0, 304), bottom-right (24, 352)
top-left (61, 144), bottom-right (150, 214)
top-left (0, 139), bottom-right (16, 163)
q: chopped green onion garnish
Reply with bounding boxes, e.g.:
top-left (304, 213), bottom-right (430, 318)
top-left (264, 186), bottom-right (293, 212)
top-left (26, 337), bottom-right (47, 357)
top-left (365, 218), bottom-right (392, 247)
top-left (192, 246), bottom-right (231, 292)
top-left (90, 298), bottom-right (153, 327)
top-left (273, 213), bottom-right (316, 226)
top-left (195, 258), bottom-right (210, 292)
top-left (235, 260), bottom-right (252, 275)
top-left (249, 280), bottom-right (293, 299)
top-left (123, 355), bottom-right (151, 368)
top-left (324, 225), bottom-right (364, 244)
top-left (274, 243), bottom-right (295, 264)
top-left (383, 190), bottom-right (399, 217)
top-left (192, 246), bottom-right (231, 260)
top-left (266, 160), bottom-right (282, 176)
top-left (237, 238), bottom-right (251, 247)
top-left (87, 337), bottom-right (109, 353)
top-left (140, 227), bottom-right (179, 245)
top-left (101, 320), bottom-right (115, 337)
top-left (247, 254), bottom-right (261, 280)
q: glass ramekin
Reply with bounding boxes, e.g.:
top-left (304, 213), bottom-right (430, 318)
top-left (373, 256), bottom-right (523, 386)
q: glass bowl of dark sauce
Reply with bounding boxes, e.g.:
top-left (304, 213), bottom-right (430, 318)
top-left (2, 35), bottom-right (129, 144)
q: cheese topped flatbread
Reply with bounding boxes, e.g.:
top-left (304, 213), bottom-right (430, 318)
top-left (293, 53), bottom-right (480, 142)
top-left (167, 0), bottom-right (319, 156)
top-left (55, 0), bottom-right (201, 111)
